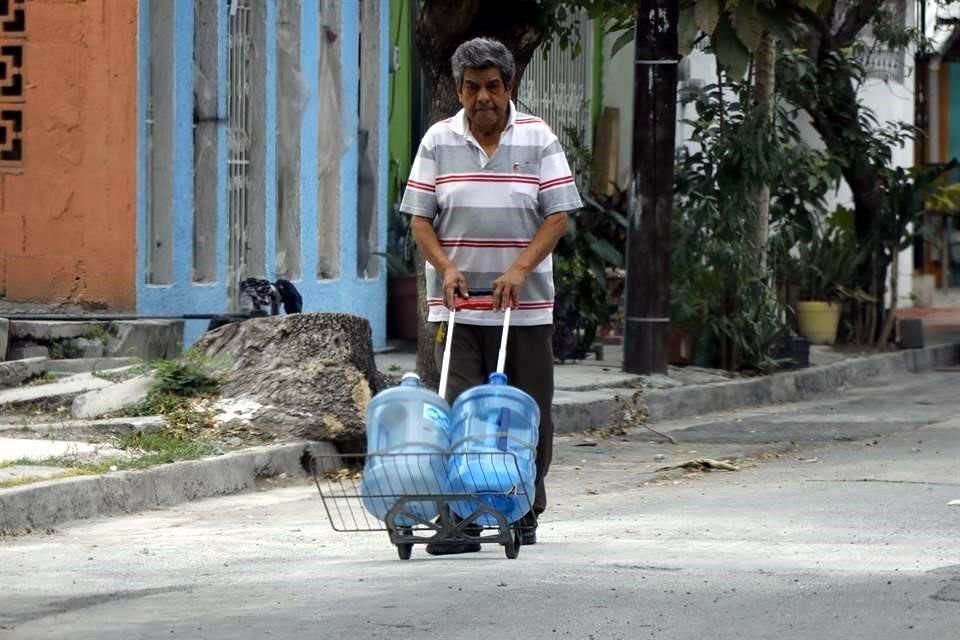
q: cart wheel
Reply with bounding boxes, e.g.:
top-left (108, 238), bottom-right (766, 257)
top-left (504, 530), bottom-right (520, 559)
top-left (397, 543), bottom-right (413, 560)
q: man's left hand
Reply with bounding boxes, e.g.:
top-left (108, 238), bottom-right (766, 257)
top-left (492, 268), bottom-right (526, 311)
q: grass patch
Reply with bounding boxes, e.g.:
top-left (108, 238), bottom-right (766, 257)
top-left (0, 470), bottom-right (83, 489)
top-left (150, 352), bottom-right (225, 396)
top-left (91, 366), bottom-right (142, 384)
top-left (112, 351), bottom-right (226, 433)
top-left (24, 372), bottom-right (58, 386)
top-left (80, 324), bottom-right (113, 345)
top-left (116, 391), bottom-right (218, 433)
top-left (0, 431), bottom-right (217, 481)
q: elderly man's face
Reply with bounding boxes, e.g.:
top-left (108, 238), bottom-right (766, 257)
top-left (457, 67), bottom-right (513, 133)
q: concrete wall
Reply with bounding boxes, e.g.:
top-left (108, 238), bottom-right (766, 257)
top-left (136, 0), bottom-right (390, 349)
top-left (0, 0), bottom-right (138, 309)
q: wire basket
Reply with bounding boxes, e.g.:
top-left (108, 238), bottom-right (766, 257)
top-left (307, 451), bottom-right (533, 534)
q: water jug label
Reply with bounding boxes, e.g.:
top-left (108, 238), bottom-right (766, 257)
top-left (423, 405), bottom-right (450, 431)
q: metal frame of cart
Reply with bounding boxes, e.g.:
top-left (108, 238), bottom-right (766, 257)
top-left (309, 452), bottom-right (531, 560)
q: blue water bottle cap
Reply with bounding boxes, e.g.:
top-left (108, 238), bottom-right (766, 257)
top-left (488, 372), bottom-right (508, 385)
top-left (400, 372), bottom-right (421, 387)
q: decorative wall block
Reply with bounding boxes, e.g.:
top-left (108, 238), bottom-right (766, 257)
top-left (0, 0), bottom-right (22, 170)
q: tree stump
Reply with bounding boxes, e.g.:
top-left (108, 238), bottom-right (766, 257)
top-left (192, 313), bottom-right (386, 447)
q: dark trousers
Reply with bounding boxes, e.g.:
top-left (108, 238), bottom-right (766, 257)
top-left (432, 321), bottom-right (554, 516)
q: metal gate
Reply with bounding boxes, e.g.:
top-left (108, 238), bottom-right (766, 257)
top-left (227, 0), bottom-right (253, 310)
top-left (519, 10), bottom-right (594, 152)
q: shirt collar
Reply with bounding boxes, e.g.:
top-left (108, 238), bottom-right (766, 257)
top-left (448, 100), bottom-right (518, 139)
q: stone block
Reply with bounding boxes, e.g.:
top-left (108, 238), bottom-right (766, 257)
top-left (0, 318), bottom-right (8, 361)
top-left (8, 344), bottom-right (50, 360)
top-left (70, 337), bottom-right (105, 358)
top-left (9, 321), bottom-right (106, 342)
top-left (106, 321), bottom-right (183, 360)
top-left (46, 357), bottom-right (140, 374)
top-left (0, 357), bottom-right (48, 387)
top-left (71, 375), bottom-right (154, 419)
top-left (0, 373), bottom-right (114, 407)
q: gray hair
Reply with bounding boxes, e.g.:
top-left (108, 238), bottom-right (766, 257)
top-left (450, 37), bottom-right (515, 87)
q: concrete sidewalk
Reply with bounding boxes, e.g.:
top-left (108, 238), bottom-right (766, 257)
top-left (375, 340), bottom-right (960, 432)
top-left (2, 335), bottom-right (958, 533)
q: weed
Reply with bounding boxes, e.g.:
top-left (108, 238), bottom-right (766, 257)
top-left (0, 471), bottom-right (81, 490)
top-left (149, 352), bottom-right (225, 397)
top-left (48, 341), bottom-right (67, 360)
top-left (0, 431), bottom-right (216, 482)
top-left (80, 324), bottom-right (113, 346)
top-left (23, 372), bottom-right (57, 386)
top-left (92, 367), bottom-right (140, 384)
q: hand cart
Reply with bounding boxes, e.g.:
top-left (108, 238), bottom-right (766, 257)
top-left (308, 450), bottom-right (531, 559)
top-left (309, 290), bottom-right (534, 559)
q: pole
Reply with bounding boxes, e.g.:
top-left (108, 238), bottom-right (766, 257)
top-left (623, 0), bottom-right (678, 374)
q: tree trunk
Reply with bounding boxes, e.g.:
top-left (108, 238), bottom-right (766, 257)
top-left (411, 0), bottom-right (548, 387)
top-left (791, 51), bottom-right (888, 343)
top-left (877, 244), bottom-right (899, 348)
top-left (753, 32), bottom-right (775, 275)
top-left (623, 0), bottom-right (678, 374)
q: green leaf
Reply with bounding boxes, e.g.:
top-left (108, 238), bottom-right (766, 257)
top-left (712, 13), bottom-right (750, 79)
top-left (732, 1), bottom-right (764, 52)
top-left (695, 0), bottom-right (721, 36)
top-left (587, 236), bottom-right (625, 268)
top-left (679, 6), bottom-right (700, 56)
top-left (610, 29), bottom-right (634, 58)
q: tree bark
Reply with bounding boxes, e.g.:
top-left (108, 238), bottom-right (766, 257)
top-left (411, 0), bottom-right (549, 387)
top-left (877, 243), bottom-right (899, 348)
top-left (753, 31), bottom-right (776, 274)
top-left (623, 0), bottom-right (678, 374)
top-left (781, 33), bottom-right (888, 342)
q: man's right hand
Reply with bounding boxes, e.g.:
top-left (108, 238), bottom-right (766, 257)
top-left (442, 267), bottom-right (469, 310)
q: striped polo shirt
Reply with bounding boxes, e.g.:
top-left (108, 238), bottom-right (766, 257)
top-left (399, 101), bottom-right (583, 326)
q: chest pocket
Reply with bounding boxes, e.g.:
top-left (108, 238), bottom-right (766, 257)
top-left (509, 159), bottom-right (540, 207)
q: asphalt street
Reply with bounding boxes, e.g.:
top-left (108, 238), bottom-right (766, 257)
top-left (2, 371), bottom-right (959, 639)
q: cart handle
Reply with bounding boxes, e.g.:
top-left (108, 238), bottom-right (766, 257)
top-left (453, 289), bottom-right (500, 311)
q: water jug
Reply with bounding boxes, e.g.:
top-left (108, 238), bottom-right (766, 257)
top-left (361, 373), bottom-right (452, 526)
top-left (447, 372), bottom-right (539, 525)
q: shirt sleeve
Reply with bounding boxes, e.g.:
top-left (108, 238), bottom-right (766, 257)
top-left (538, 136), bottom-right (583, 216)
top-left (399, 134), bottom-right (438, 219)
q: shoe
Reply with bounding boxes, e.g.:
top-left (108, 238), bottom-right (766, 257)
top-left (426, 517), bottom-right (482, 556)
top-left (519, 512), bottom-right (538, 546)
top-left (520, 527), bottom-right (537, 546)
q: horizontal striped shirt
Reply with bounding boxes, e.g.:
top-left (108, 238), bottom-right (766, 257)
top-left (399, 102), bottom-right (583, 326)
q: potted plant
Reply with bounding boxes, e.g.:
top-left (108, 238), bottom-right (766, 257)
top-left (790, 221), bottom-right (861, 345)
top-left (377, 209), bottom-right (419, 341)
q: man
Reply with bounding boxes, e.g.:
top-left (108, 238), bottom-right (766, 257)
top-left (399, 37), bottom-right (582, 554)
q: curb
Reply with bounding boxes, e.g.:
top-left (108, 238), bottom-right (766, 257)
top-left (552, 343), bottom-right (960, 433)
top-left (3, 343), bottom-right (956, 532)
top-left (0, 442), bottom-right (339, 532)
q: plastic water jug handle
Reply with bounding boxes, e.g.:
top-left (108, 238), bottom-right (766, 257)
top-left (497, 407), bottom-right (510, 452)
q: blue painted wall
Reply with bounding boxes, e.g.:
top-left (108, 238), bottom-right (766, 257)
top-left (136, 0), bottom-right (388, 350)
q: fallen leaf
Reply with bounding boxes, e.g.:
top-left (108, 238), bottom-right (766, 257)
top-left (656, 458), bottom-right (739, 472)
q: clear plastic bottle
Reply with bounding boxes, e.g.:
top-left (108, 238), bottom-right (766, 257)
top-left (447, 372), bottom-right (539, 525)
top-left (360, 373), bottom-right (452, 526)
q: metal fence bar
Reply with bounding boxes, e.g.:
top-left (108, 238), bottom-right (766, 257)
top-left (519, 8), bottom-right (594, 184)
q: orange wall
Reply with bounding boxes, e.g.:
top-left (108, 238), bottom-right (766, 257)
top-left (0, 0), bottom-right (138, 310)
